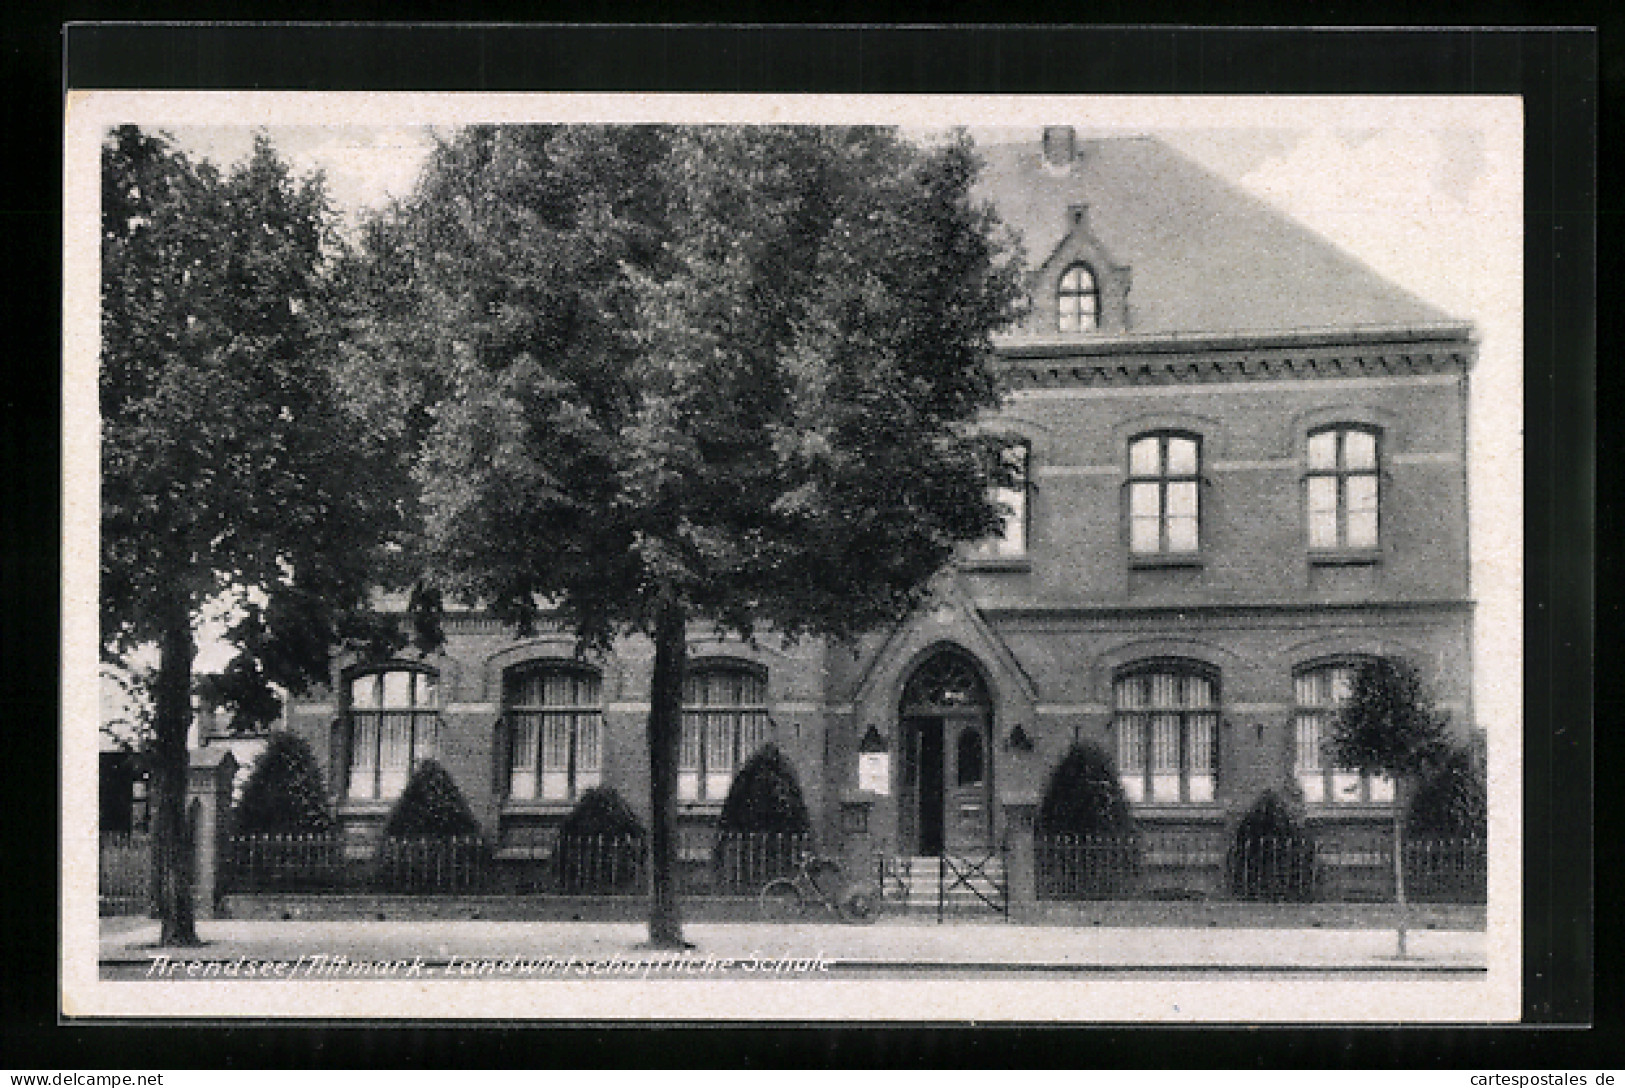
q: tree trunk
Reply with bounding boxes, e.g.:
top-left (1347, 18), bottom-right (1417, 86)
top-left (1392, 784), bottom-right (1409, 958)
top-left (152, 601), bottom-right (200, 946)
top-left (645, 596), bottom-right (690, 948)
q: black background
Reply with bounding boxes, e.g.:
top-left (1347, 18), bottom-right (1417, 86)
top-left (4, 17), bottom-right (1601, 1069)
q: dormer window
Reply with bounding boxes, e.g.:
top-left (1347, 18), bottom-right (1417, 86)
top-left (1057, 264), bottom-right (1100, 332)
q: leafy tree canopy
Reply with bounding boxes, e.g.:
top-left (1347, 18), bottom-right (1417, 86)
top-left (383, 760), bottom-right (480, 838)
top-left (1326, 657), bottom-right (1450, 782)
top-left (717, 744), bottom-right (811, 834)
top-left (1036, 742), bottom-right (1134, 836)
top-left (234, 732), bottom-right (334, 835)
top-left (100, 126), bottom-right (427, 730)
top-left (357, 124), bottom-right (1022, 646)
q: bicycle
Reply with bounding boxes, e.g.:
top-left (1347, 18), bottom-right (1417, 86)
top-left (758, 852), bottom-right (881, 923)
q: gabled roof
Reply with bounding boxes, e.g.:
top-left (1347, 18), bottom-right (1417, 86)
top-left (974, 135), bottom-right (1461, 340)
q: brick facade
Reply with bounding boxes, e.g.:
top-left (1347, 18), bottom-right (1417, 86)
top-left (284, 130), bottom-right (1475, 891)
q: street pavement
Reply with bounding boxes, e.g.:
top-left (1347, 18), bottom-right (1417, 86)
top-left (100, 916), bottom-right (1485, 977)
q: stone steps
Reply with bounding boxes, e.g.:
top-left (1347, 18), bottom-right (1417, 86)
top-left (882, 856), bottom-right (1007, 915)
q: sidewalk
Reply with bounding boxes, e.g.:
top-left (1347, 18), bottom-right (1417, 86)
top-left (100, 916), bottom-right (1485, 975)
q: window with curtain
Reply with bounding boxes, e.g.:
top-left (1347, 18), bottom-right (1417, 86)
top-left (1294, 662), bottom-right (1396, 804)
top-left (680, 666), bottom-right (770, 802)
top-left (1114, 666), bottom-right (1217, 803)
top-left (346, 669), bottom-right (439, 801)
top-left (1128, 433), bottom-right (1202, 557)
top-left (1306, 426), bottom-right (1381, 551)
top-left (507, 667), bottom-right (602, 802)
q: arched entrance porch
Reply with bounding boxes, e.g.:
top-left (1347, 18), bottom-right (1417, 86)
top-left (897, 650), bottom-right (994, 856)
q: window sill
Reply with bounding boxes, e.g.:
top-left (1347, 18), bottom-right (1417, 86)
top-left (677, 802), bottom-right (726, 817)
top-left (1308, 549), bottom-right (1382, 567)
top-left (1303, 802), bottom-right (1400, 819)
top-left (1128, 804), bottom-right (1226, 820)
top-left (960, 555), bottom-right (1031, 572)
top-left (500, 800), bottom-right (577, 817)
top-left (1128, 553), bottom-right (1204, 570)
top-left (336, 800), bottom-right (393, 817)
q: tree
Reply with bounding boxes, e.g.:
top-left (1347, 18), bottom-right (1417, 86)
top-left (1326, 657), bottom-right (1450, 956)
top-left (100, 128), bottom-right (419, 944)
top-left (368, 125), bottom-right (1020, 946)
top-left (382, 760), bottom-right (480, 838)
top-left (556, 786), bottom-right (646, 894)
top-left (1228, 791), bottom-right (1315, 902)
top-left (1034, 741), bottom-right (1140, 898)
top-left (715, 744), bottom-right (812, 889)
top-left (233, 732), bottom-right (335, 835)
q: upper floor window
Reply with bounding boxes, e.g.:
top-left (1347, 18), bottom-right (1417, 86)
top-left (1128, 433), bottom-right (1201, 556)
top-left (1307, 426), bottom-right (1380, 551)
top-left (346, 668), bottom-right (439, 801)
top-left (973, 442), bottom-right (1030, 559)
top-left (1057, 264), bottom-right (1100, 332)
top-left (506, 666), bottom-right (602, 802)
top-left (1294, 662), bottom-right (1396, 804)
top-left (1115, 665), bottom-right (1217, 804)
top-left (681, 666), bottom-right (770, 802)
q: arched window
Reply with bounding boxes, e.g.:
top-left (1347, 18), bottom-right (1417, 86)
top-left (346, 668), bottom-right (439, 801)
top-left (1128, 432), bottom-right (1202, 556)
top-left (902, 653), bottom-right (990, 712)
top-left (680, 665), bottom-right (769, 802)
top-left (1114, 663), bottom-right (1217, 804)
top-left (1293, 661), bottom-right (1396, 804)
top-left (1306, 426), bottom-right (1381, 551)
top-left (956, 726), bottom-right (986, 786)
top-left (506, 665), bottom-right (602, 802)
top-left (1057, 264), bottom-right (1100, 332)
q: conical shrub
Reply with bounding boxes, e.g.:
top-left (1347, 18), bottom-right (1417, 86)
top-left (1035, 741), bottom-right (1140, 899)
top-left (233, 732), bottom-right (334, 835)
top-left (714, 744), bottom-right (810, 890)
top-left (1404, 745), bottom-right (1487, 903)
top-left (383, 760), bottom-right (480, 838)
top-left (1228, 791), bottom-right (1316, 901)
top-left (556, 786), bottom-right (646, 894)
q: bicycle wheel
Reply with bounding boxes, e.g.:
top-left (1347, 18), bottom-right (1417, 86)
top-left (839, 882), bottom-right (881, 924)
top-left (758, 878), bottom-right (802, 921)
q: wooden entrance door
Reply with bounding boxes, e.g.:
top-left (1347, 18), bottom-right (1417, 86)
top-left (899, 652), bottom-right (994, 857)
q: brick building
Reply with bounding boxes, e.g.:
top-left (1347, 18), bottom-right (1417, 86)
top-left (284, 128), bottom-right (1475, 897)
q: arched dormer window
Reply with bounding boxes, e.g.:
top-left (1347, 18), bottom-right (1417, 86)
top-left (1057, 263), bottom-right (1100, 332)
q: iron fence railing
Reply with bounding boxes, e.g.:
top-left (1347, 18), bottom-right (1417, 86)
top-left (1036, 832), bottom-right (1486, 904)
top-left (225, 833), bottom-right (346, 892)
top-left (217, 830), bottom-right (815, 897)
top-left (711, 831), bottom-right (811, 894)
top-left (99, 831), bottom-right (153, 915)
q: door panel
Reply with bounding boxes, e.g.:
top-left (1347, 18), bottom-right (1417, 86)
top-left (916, 718), bottom-right (944, 855)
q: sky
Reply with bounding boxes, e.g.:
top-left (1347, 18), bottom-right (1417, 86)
top-left (91, 97), bottom-right (1522, 748)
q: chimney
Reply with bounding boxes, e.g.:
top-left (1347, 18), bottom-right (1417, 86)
top-left (1042, 126), bottom-right (1077, 168)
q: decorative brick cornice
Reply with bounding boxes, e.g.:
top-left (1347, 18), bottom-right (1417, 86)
top-left (996, 325), bottom-right (1475, 390)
